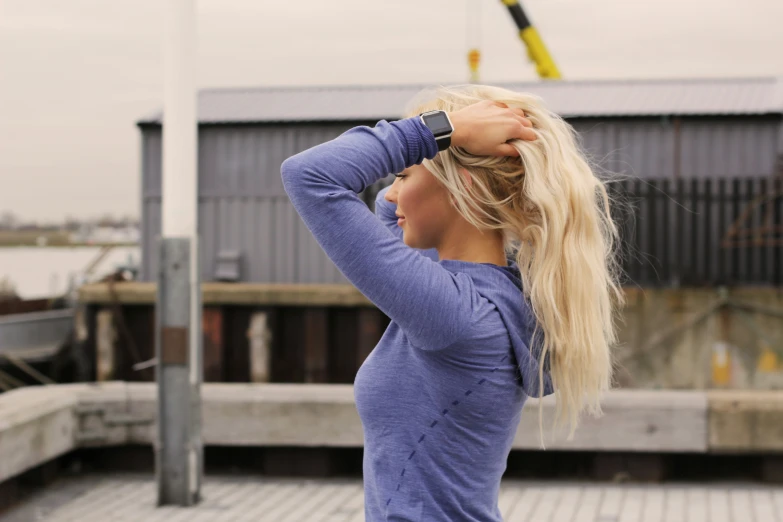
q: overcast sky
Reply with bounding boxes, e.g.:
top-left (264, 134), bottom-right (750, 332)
top-left (1, 0), bottom-right (781, 222)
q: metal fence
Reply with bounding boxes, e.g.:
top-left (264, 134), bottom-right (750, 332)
top-left (364, 175), bottom-right (783, 288)
top-left (612, 176), bottom-right (781, 287)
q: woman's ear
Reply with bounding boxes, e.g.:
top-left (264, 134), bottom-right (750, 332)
top-left (449, 167), bottom-right (473, 208)
top-left (459, 167), bottom-right (473, 190)
top-left (451, 168), bottom-right (473, 207)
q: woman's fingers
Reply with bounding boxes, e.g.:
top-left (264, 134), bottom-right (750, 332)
top-left (495, 143), bottom-right (521, 157)
top-left (509, 108), bottom-right (536, 141)
top-left (511, 117), bottom-right (537, 142)
top-left (518, 124), bottom-right (537, 141)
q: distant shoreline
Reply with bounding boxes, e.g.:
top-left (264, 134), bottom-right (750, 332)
top-left (0, 243), bottom-right (138, 248)
top-left (0, 230), bottom-right (137, 248)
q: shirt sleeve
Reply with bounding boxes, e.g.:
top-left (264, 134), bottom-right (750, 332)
top-left (374, 185), bottom-right (440, 263)
top-left (281, 117), bottom-right (478, 351)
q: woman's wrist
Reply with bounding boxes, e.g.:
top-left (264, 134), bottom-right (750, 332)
top-left (447, 111), bottom-right (468, 149)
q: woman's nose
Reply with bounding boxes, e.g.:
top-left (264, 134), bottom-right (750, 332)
top-left (384, 182), bottom-right (398, 203)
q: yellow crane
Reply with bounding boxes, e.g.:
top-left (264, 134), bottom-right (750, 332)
top-left (467, 0), bottom-right (562, 82)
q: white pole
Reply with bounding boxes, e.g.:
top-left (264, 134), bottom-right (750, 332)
top-left (158, 0), bottom-right (201, 506)
top-left (162, 0), bottom-right (198, 262)
top-left (163, 0), bottom-right (201, 397)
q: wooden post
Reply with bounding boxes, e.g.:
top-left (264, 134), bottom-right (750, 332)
top-left (357, 308), bottom-right (383, 368)
top-left (95, 308), bottom-right (117, 382)
top-left (303, 308), bottom-right (328, 383)
top-left (202, 307), bottom-right (223, 382)
top-left (248, 312), bottom-right (272, 383)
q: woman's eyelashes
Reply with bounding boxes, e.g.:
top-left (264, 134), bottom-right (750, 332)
top-left (394, 174), bottom-right (407, 179)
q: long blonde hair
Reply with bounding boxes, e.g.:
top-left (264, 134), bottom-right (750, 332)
top-left (404, 84), bottom-right (625, 440)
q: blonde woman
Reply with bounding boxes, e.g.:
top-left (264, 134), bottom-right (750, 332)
top-left (281, 84), bottom-right (623, 521)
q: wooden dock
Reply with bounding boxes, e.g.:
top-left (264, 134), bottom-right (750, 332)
top-left (2, 474), bottom-right (782, 521)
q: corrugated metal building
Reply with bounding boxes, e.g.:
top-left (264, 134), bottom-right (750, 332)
top-left (137, 77), bottom-right (783, 284)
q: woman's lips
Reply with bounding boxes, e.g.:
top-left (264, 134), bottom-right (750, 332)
top-left (397, 217), bottom-right (405, 225)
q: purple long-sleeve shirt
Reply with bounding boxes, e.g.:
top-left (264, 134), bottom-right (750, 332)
top-left (281, 116), bottom-right (553, 521)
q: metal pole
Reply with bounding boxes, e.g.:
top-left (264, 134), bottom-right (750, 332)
top-left (156, 0), bottom-right (201, 506)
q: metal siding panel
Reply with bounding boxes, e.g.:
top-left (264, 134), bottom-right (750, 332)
top-left (199, 198), bottom-right (215, 281)
top-left (249, 129), bottom-right (264, 197)
top-left (678, 124), bottom-right (698, 177)
top-left (754, 121), bottom-right (779, 174)
top-left (228, 129), bottom-right (243, 195)
top-left (679, 119), bottom-right (779, 178)
top-left (256, 198), bottom-right (274, 282)
top-left (142, 197), bottom-right (162, 282)
top-left (141, 128), bottom-right (161, 281)
top-left (654, 122), bottom-right (676, 178)
top-left (239, 198), bottom-right (255, 282)
top-left (198, 128), bottom-right (218, 196)
top-left (231, 131), bottom-right (246, 195)
top-left (232, 198), bottom-right (243, 266)
top-left (217, 198), bottom-right (229, 256)
top-left (296, 218), bottom-right (314, 284)
top-left (150, 130), bottom-right (161, 196)
top-left (141, 131), bottom-right (151, 196)
top-left (274, 198), bottom-right (295, 282)
top-left (141, 198), bottom-right (152, 281)
top-left (216, 130), bottom-right (232, 196)
top-left (272, 127), bottom-right (293, 197)
top-left (146, 130), bottom-right (162, 197)
top-left (138, 78), bottom-right (783, 125)
top-left (263, 128), bottom-right (284, 197)
top-left (142, 115), bottom-right (781, 285)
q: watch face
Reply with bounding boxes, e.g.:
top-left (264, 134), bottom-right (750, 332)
top-left (422, 112), bottom-right (452, 135)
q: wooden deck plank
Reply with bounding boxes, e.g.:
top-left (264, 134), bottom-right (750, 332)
top-left (728, 489), bottom-right (753, 522)
top-left (664, 486), bottom-right (686, 522)
top-left (572, 486), bottom-right (602, 522)
top-left (341, 484), bottom-right (367, 522)
top-left (685, 487), bottom-right (708, 522)
top-left (773, 490), bottom-right (783, 521)
top-left (278, 484), bottom-right (341, 522)
top-left (187, 481), bottom-right (261, 522)
top-left (641, 487), bottom-right (664, 522)
top-left (506, 485), bottom-right (542, 522)
top-left (551, 486), bottom-right (581, 522)
top-left (497, 484), bottom-right (524, 518)
top-left (527, 486), bottom-right (560, 520)
top-left (5, 475), bottom-right (783, 522)
top-left (618, 487), bottom-right (644, 522)
top-left (310, 483), bottom-right (362, 522)
top-left (598, 486), bottom-right (625, 519)
top-left (253, 482), bottom-right (322, 522)
top-left (749, 490), bottom-right (778, 522)
top-left (708, 488), bottom-right (731, 522)
top-left (237, 482), bottom-right (306, 522)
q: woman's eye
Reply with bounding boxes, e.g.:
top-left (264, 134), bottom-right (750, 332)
top-left (395, 174), bottom-right (406, 180)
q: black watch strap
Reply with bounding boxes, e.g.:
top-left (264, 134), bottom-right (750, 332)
top-left (435, 134), bottom-right (451, 152)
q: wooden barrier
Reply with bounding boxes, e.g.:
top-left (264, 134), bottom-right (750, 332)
top-left (2, 382), bottom-right (782, 485)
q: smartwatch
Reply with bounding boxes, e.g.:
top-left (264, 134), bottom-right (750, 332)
top-left (419, 110), bottom-right (454, 152)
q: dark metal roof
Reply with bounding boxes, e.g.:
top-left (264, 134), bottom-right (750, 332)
top-left (138, 76), bottom-right (783, 125)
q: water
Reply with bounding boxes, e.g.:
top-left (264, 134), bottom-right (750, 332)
top-left (0, 246), bottom-right (141, 300)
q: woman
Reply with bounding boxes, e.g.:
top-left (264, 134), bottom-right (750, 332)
top-left (281, 84), bottom-right (623, 521)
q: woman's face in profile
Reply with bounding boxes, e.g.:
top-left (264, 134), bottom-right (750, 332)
top-left (384, 164), bottom-right (456, 251)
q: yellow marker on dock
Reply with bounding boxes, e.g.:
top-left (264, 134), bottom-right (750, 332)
top-left (711, 342), bottom-right (732, 386)
top-left (757, 342), bottom-right (779, 373)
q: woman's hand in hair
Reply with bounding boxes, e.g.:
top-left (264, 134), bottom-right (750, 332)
top-left (448, 101), bottom-right (536, 157)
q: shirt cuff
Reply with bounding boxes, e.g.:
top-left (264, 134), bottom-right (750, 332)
top-left (390, 116), bottom-right (440, 166)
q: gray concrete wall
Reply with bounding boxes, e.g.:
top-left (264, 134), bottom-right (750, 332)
top-left (3, 382), bottom-right (783, 484)
top-left (615, 287), bottom-right (783, 390)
